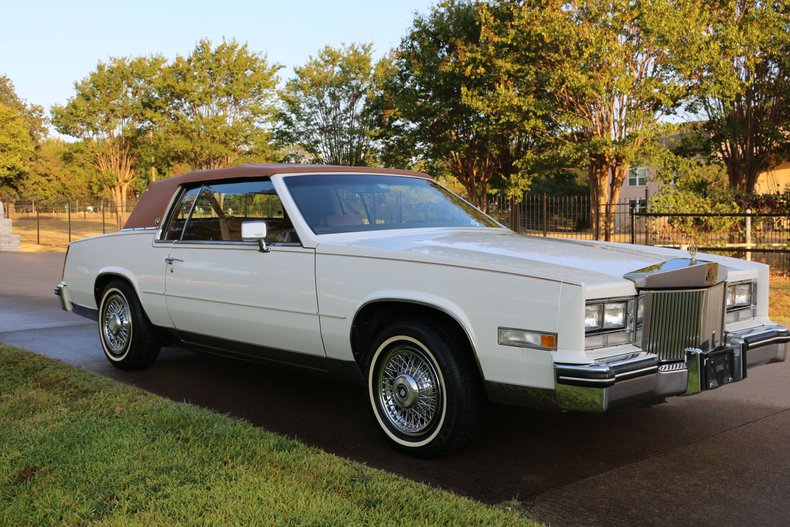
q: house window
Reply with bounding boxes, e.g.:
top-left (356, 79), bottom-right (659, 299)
top-left (628, 167), bottom-right (648, 187)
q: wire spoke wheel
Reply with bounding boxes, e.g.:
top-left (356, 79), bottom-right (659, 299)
top-left (376, 342), bottom-right (443, 436)
top-left (367, 319), bottom-right (484, 456)
top-left (98, 280), bottom-right (159, 370)
top-left (101, 292), bottom-right (132, 356)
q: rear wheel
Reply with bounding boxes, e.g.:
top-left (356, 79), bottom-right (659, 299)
top-left (366, 319), bottom-right (483, 457)
top-left (98, 280), bottom-right (160, 370)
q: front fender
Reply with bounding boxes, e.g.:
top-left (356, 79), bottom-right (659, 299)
top-left (353, 290), bottom-right (480, 354)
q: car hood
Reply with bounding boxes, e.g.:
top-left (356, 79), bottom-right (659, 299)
top-left (318, 228), bottom-right (758, 291)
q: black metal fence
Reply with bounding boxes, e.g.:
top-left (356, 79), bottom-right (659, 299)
top-left (634, 211), bottom-right (790, 272)
top-left (489, 194), bottom-right (638, 242)
top-left (489, 194), bottom-right (790, 272)
top-left (5, 195), bottom-right (790, 273)
top-left (3, 200), bottom-right (133, 246)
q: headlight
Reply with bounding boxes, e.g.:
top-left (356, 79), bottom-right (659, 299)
top-left (585, 301), bottom-right (629, 331)
top-left (585, 304), bottom-right (603, 331)
top-left (585, 298), bottom-right (635, 349)
top-left (726, 282), bottom-right (753, 309)
top-left (603, 302), bottom-right (627, 329)
top-left (725, 281), bottom-right (755, 323)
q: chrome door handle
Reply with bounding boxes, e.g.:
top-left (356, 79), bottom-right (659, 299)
top-left (164, 257), bottom-right (184, 264)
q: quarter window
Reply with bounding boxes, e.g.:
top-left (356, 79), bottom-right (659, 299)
top-left (163, 187), bottom-right (201, 240)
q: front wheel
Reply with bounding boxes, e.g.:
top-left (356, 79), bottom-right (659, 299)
top-left (98, 280), bottom-right (160, 370)
top-left (367, 320), bottom-right (483, 457)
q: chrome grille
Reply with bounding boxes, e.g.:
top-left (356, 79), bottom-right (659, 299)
top-left (642, 283), bottom-right (725, 363)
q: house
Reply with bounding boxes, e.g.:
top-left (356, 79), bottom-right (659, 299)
top-left (619, 166), bottom-right (660, 203)
top-left (620, 159), bottom-right (789, 207)
top-left (754, 160), bottom-right (790, 194)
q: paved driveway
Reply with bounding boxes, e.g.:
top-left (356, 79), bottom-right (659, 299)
top-left (2, 252), bottom-right (789, 526)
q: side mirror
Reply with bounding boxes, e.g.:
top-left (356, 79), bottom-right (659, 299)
top-left (241, 221), bottom-right (270, 253)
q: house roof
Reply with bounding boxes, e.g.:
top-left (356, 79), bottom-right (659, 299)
top-left (123, 164), bottom-right (429, 229)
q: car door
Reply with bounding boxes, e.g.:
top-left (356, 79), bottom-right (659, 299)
top-left (162, 179), bottom-right (325, 363)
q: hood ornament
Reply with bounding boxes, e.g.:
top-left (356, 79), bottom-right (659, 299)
top-left (688, 243), bottom-right (697, 264)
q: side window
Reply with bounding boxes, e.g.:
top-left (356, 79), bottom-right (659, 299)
top-left (163, 187), bottom-right (201, 240)
top-left (179, 180), bottom-right (299, 244)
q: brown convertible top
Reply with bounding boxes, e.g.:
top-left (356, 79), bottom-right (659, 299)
top-left (123, 164), bottom-right (430, 229)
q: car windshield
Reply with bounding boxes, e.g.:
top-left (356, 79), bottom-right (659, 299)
top-left (283, 174), bottom-right (500, 234)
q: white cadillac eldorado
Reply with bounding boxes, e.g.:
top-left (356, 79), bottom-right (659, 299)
top-left (56, 165), bottom-right (789, 456)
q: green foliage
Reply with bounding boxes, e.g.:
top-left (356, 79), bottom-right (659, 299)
top-left (379, 0), bottom-right (528, 210)
top-left (157, 39), bottom-right (281, 170)
top-left (0, 345), bottom-right (535, 527)
top-left (480, 0), bottom-right (709, 238)
top-left (0, 76), bottom-right (45, 199)
top-left (49, 40), bottom-right (280, 207)
top-left (51, 56), bottom-right (163, 142)
top-left (688, 0), bottom-right (790, 193)
top-left (0, 105), bottom-right (36, 198)
top-left (51, 56), bottom-right (166, 209)
top-left (648, 134), bottom-right (740, 241)
top-left (18, 139), bottom-right (98, 204)
top-left (0, 76), bottom-right (46, 144)
top-left (527, 169), bottom-right (588, 196)
top-left (10, 1), bottom-right (786, 215)
top-left (277, 43), bottom-right (380, 166)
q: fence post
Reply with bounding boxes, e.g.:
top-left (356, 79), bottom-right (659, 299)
top-left (36, 209), bottom-right (40, 245)
top-left (542, 193), bottom-right (547, 237)
top-left (630, 205), bottom-right (636, 245)
top-left (745, 208), bottom-right (752, 261)
top-left (509, 196), bottom-right (516, 232)
top-left (102, 200), bottom-right (106, 235)
top-left (67, 201), bottom-right (72, 243)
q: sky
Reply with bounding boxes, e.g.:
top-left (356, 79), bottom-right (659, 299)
top-left (1, 0), bottom-right (434, 112)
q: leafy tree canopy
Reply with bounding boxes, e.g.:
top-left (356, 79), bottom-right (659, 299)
top-left (379, 0), bottom-right (543, 211)
top-left (277, 43), bottom-right (382, 166)
top-left (19, 139), bottom-right (99, 204)
top-left (158, 38), bottom-right (281, 170)
top-left (0, 76), bottom-right (45, 199)
top-left (688, 0), bottom-right (789, 194)
top-left (51, 56), bottom-right (165, 210)
top-left (480, 0), bottom-right (711, 238)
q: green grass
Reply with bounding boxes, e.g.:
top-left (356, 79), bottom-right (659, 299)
top-left (770, 275), bottom-right (790, 327)
top-left (0, 345), bottom-right (536, 527)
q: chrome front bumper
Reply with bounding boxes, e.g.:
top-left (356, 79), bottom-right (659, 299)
top-left (553, 324), bottom-right (790, 412)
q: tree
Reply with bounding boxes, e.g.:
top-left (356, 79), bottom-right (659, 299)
top-left (51, 56), bottom-right (165, 212)
top-left (277, 43), bottom-right (381, 166)
top-left (0, 76), bottom-right (45, 199)
top-left (690, 0), bottom-right (789, 195)
top-left (481, 0), bottom-right (708, 239)
top-left (381, 0), bottom-right (532, 211)
top-left (19, 139), bottom-right (97, 205)
top-left (158, 39), bottom-right (281, 170)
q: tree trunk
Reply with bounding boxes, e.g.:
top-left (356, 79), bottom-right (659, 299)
top-left (587, 163), bottom-right (601, 240)
top-left (605, 163), bottom-right (629, 242)
top-left (110, 186), bottom-right (122, 224)
top-left (589, 160), bottom-right (609, 241)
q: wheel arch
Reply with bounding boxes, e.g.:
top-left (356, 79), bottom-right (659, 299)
top-left (349, 297), bottom-right (485, 382)
top-left (93, 268), bottom-right (141, 307)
